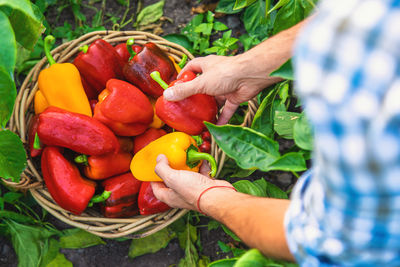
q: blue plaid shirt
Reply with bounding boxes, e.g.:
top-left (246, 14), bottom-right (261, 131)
top-left (285, 0), bottom-right (400, 266)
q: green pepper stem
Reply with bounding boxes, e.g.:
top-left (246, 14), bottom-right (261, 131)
top-left (74, 154), bottom-right (88, 165)
top-left (150, 71), bottom-right (169, 90)
top-left (79, 45), bottom-right (89, 53)
top-left (44, 35), bottom-right (56, 66)
top-left (178, 54), bottom-right (188, 68)
top-left (127, 38), bottom-right (136, 61)
top-left (33, 133), bottom-right (41, 150)
top-left (186, 145), bottom-right (217, 177)
top-left (88, 191), bottom-right (111, 207)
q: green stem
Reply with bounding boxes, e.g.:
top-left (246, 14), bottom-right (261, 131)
top-left (87, 191), bottom-right (111, 207)
top-left (33, 133), bottom-right (41, 150)
top-left (178, 54), bottom-right (187, 69)
top-left (150, 71), bottom-right (169, 90)
top-left (186, 145), bottom-right (217, 177)
top-left (74, 154), bottom-right (88, 166)
top-left (79, 45), bottom-right (89, 53)
top-left (44, 35), bottom-right (56, 66)
top-left (127, 38), bottom-right (136, 61)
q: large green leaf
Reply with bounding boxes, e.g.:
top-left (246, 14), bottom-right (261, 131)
top-left (45, 252), bottom-right (73, 267)
top-left (216, 0), bottom-right (242, 14)
top-left (234, 0), bottom-right (257, 10)
top-left (233, 180), bottom-right (266, 197)
top-left (241, 0), bottom-right (269, 38)
top-left (233, 249), bottom-right (270, 267)
top-left (205, 123), bottom-right (280, 171)
top-left (5, 220), bottom-right (58, 267)
top-left (270, 59), bottom-right (294, 80)
top-left (0, 10), bottom-right (16, 77)
top-left (163, 34), bottom-right (193, 52)
top-left (267, 152), bottom-right (307, 172)
top-left (59, 228), bottom-right (106, 249)
top-left (0, 66), bottom-right (16, 128)
top-left (0, 0), bottom-right (44, 50)
top-left (0, 130), bottom-right (26, 182)
top-left (129, 227), bottom-right (176, 259)
top-left (209, 258), bottom-right (237, 267)
top-left (274, 110), bottom-right (301, 139)
top-left (251, 87), bottom-right (279, 138)
top-left (265, 181), bottom-right (288, 199)
top-left (135, 0), bottom-right (165, 26)
top-left (293, 112), bottom-right (314, 150)
top-left (39, 238), bottom-right (60, 267)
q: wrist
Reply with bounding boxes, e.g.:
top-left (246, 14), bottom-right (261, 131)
top-left (197, 184), bottom-right (238, 216)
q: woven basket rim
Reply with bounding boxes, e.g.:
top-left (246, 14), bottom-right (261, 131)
top-left (5, 30), bottom-right (259, 239)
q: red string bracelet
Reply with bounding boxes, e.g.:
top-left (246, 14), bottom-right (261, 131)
top-left (196, 185), bottom-right (237, 215)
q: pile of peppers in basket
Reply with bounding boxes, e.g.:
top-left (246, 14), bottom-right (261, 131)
top-left (29, 35), bottom-right (218, 218)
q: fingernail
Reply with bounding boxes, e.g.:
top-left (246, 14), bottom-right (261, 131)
top-left (156, 154), bottom-right (164, 162)
top-left (163, 89), bottom-right (174, 100)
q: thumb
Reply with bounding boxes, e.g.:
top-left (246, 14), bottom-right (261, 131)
top-left (154, 154), bottom-right (180, 186)
top-left (163, 77), bottom-right (205, 101)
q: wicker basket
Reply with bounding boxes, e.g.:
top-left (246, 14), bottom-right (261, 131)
top-left (4, 30), bottom-right (259, 239)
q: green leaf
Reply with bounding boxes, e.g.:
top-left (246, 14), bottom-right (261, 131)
top-left (59, 228), bottom-right (105, 249)
top-left (215, 0), bottom-right (242, 14)
top-left (251, 87), bottom-right (279, 138)
top-left (178, 221), bottom-right (199, 267)
top-left (0, 67), bottom-right (16, 128)
top-left (209, 258), bottom-right (237, 267)
top-left (241, 0), bottom-right (269, 38)
top-left (267, 152), bottom-right (307, 172)
top-left (293, 112), bottom-right (314, 150)
top-left (45, 252), bottom-right (73, 267)
top-left (0, 10), bottom-right (16, 77)
top-left (0, 0), bottom-right (44, 50)
top-left (270, 59), bottom-right (294, 80)
top-left (265, 181), bottom-right (288, 199)
top-left (195, 23), bottom-right (213, 35)
top-left (233, 180), bottom-right (266, 197)
top-left (163, 34), bottom-right (193, 52)
top-left (213, 21), bottom-right (228, 31)
top-left (129, 227), bottom-right (176, 259)
top-left (239, 33), bottom-right (261, 51)
top-left (5, 220), bottom-right (58, 267)
top-left (0, 130), bottom-right (27, 182)
top-left (205, 123), bottom-right (280, 171)
top-left (0, 210), bottom-right (35, 223)
top-left (207, 220), bottom-right (220, 231)
top-left (135, 0), bottom-right (165, 26)
top-left (218, 241), bottom-right (231, 253)
top-left (234, 0), bottom-right (257, 10)
top-left (39, 238), bottom-right (60, 267)
top-left (3, 191), bottom-right (22, 203)
top-left (268, 0), bottom-right (290, 14)
top-left (274, 110), bottom-right (301, 139)
top-left (221, 224), bottom-right (241, 242)
top-left (206, 11), bottom-right (214, 23)
top-left (233, 249), bottom-right (270, 267)
top-left (230, 167), bottom-right (256, 178)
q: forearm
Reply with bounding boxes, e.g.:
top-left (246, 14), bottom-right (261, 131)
top-left (200, 188), bottom-right (294, 261)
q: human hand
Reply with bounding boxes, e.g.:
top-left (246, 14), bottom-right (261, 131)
top-left (163, 55), bottom-right (273, 125)
top-left (151, 154), bottom-right (234, 211)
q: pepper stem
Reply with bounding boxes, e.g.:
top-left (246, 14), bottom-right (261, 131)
top-left (79, 45), bottom-right (89, 53)
top-left (178, 54), bottom-right (188, 68)
top-left (44, 35), bottom-right (56, 66)
top-left (88, 191), bottom-right (111, 207)
top-left (33, 133), bottom-right (41, 150)
top-left (186, 144), bottom-right (217, 177)
top-left (127, 38), bottom-right (136, 61)
top-left (74, 154), bottom-right (88, 166)
top-left (150, 71), bottom-right (169, 90)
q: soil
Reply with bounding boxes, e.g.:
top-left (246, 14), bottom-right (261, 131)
top-left (0, 1), bottom-right (297, 266)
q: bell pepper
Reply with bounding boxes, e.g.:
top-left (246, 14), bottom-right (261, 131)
top-left (148, 97), bottom-right (165, 129)
top-left (38, 36), bottom-right (92, 117)
top-left (138, 182), bottom-right (171, 215)
top-left (133, 128), bottom-right (167, 154)
top-left (130, 132), bottom-right (217, 182)
top-left (123, 42), bottom-right (177, 97)
top-left (93, 79), bottom-right (153, 136)
top-left (73, 39), bottom-right (124, 95)
top-left (75, 151), bottom-right (133, 180)
top-left (80, 76), bottom-right (98, 100)
top-left (114, 38), bottom-right (143, 64)
top-left (28, 115), bottom-right (43, 157)
top-left (100, 172), bottom-right (142, 218)
top-left (38, 106), bottom-right (119, 155)
top-left (34, 90), bottom-right (49, 114)
top-left (41, 146), bottom-right (96, 215)
top-left (151, 71), bottom-right (218, 135)
top-left (117, 137), bottom-right (134, 153)
top-left (168, 54), bottom-right (188, 74)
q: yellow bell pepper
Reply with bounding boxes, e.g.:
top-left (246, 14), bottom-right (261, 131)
top-left (148, 97), bottom-right (164, 129)
top-left (130, 132), bottom-right (217, 181)
top-left (38, 35), bottom-right (92, 117)
top-left (34, 90), bottom-right (49, 114)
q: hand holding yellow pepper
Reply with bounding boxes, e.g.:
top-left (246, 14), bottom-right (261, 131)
top-left (130, 132), bottom-right (217, 182)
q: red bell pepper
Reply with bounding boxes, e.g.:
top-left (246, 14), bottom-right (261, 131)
top-left (41, 146), bottom-right (96, 215)
top-left (37, 106), bottom-right (119, 155)
top-left (138, 182), bottom-right (171, 215)
top-left (133, 128), bottom-right (167, 154)
top-left (101, 172), bottom-right (142, 218)
top-left (80, 76), bottom-right (98, 100)
top-left (28, 115), bottom-right (43, 157)
top-left (151, 71), bottom-right (218, 135)
top-left (73, 39), bottom-right (124, 94)
top-left (93, 79), bottom-right (153, 136)
top-left (123, 42), bottom-right (177, 97)
top-left (114, 38), bottom-right (142, 64)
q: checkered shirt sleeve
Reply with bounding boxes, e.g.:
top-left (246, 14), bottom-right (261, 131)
top-left (285, 0), bottom-right (400, 266)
